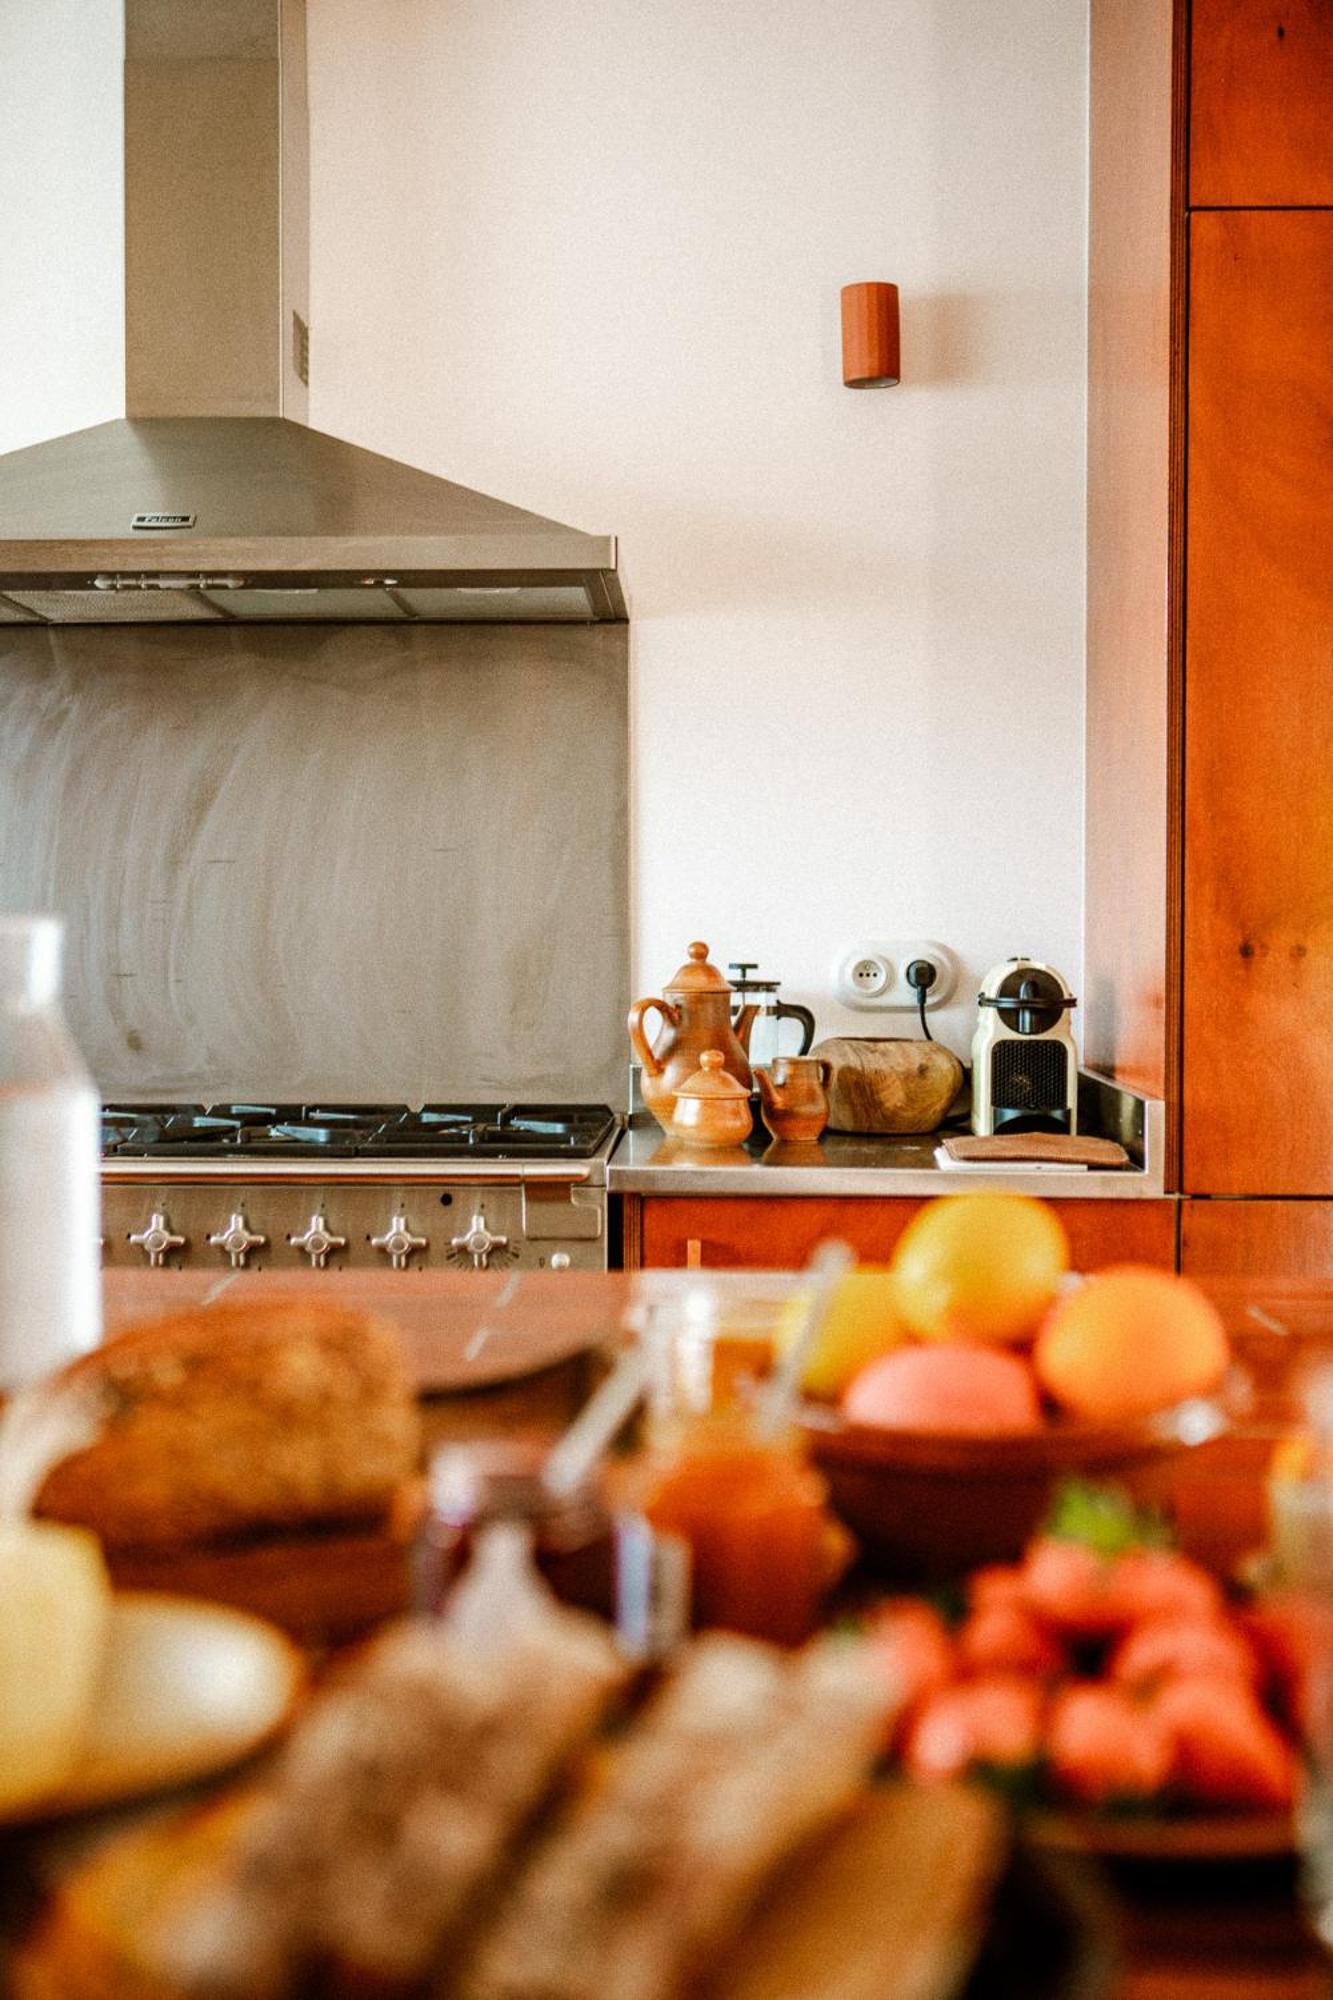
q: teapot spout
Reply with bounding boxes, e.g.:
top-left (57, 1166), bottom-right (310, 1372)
top-left (733, 1001), bottom-right (759, 1054)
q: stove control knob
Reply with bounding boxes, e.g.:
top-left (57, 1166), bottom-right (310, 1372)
top-left (449, 1211), bottom-right (510, 1271)
top-left (288, 1212), bottom-right (348, 1269)
top-left (128, 1210), bottom-right (187, 1268)
top-left (207, 1211), bottom-right (268, 1269)
top-left (549, 1252), bottom-right (572, 1271)
top-left (371, 1214), bottom-right (428, 1270)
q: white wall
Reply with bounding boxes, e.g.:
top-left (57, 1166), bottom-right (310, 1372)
top-left (0, 0), bottom-right (123, 454)
top-left (0, 0), bottom-right (1088, 1061)
top-left (308, 0), bottom-right (1089, 1061)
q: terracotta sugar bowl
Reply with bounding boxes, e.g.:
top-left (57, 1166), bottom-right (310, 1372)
top-left (666, 1050), bottom-right (754, 1149)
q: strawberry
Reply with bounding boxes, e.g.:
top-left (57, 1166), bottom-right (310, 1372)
top-left (956, 1601), bottom-right (1066, 1679)
top-left (1022, 1537), bottom-right (1221, 1639)
top-left (1110, 1616), bottom-right (1259, 1691)
top-left (967, 1564), bottom-right (1029, 1612)
top-left (1108, 1548), bottom-right (1223, 1627)
top-left (866, 1600), bottom-right (956, 1736)
top-left (1021, 1537), bottom-right (1128, 1637)
top-left (902, 1674), bottom-right (1045, 1786)
top-left (1046, 1682), bottom-right (1174, 1806)
top-left (1151, 1674), bottom-right (1300, 1811)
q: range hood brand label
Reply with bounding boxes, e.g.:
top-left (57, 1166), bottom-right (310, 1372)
top-left (131, 512), bottom-right (195, 530)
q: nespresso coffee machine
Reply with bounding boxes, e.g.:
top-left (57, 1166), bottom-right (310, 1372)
top-left (971, 958), bottom-right (1079, 1136)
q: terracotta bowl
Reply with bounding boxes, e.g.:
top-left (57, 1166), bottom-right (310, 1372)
top-left (803, 1399), bottom-right (1227, 1582)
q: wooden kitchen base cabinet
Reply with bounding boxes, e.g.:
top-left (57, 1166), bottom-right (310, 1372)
top-left (1181, 1199), bottom-right (1333, 1282)
top-left (630, 1197), bottom-right (1178, 1272)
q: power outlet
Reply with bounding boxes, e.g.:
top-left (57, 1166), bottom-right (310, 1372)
top-left (833, 941), bottom-right (959, 1012)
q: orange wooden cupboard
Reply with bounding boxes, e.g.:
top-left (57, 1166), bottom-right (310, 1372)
top-left (1085, 0), bottom-right (1333, 1279)
top-left (622, 1196), bottom-right (1178, 1273)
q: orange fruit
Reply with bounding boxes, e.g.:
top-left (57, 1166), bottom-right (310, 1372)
top-left (842, 1344), bottom-right (1043, 1435)
top-left (1033, 1266), bottom-right (1230, 1423)
top-left (889, 1194), bottom-right (1069, 1345)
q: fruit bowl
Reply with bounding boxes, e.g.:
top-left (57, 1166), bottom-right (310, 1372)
top-left (803, 1396), bottom-right (1229, 1581)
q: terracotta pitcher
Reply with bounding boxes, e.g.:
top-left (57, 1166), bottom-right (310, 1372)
top-left (756, 1054), bottom-right (832, 1143)
top-left (628, 942), bottom-right (756, 1132)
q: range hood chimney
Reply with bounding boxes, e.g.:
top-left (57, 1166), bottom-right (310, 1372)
top-left (0, 0), bottom-right (625, 626)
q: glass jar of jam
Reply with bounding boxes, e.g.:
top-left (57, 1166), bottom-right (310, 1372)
top-left (417, 1439), bottom-right (617, 1621)
top-left (632, 1285), bottom-right (850, 1646)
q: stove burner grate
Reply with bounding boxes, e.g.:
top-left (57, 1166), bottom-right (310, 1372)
top-left (102, 1102), bottom-right (619, 1161)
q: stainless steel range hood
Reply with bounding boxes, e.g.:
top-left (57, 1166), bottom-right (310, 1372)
top-left (0, 3), bottom-right (625, 626)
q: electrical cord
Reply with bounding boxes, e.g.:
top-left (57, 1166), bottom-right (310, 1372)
top-left (906, 958), bottom-right (936, 1041)
top-left (905, 958), bottom-right (974, 1128)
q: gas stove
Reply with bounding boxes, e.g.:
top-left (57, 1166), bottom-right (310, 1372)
top-left (101, 1103), bottom-right (621, 1273)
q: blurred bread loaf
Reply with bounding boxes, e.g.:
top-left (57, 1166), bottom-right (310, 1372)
top-left (35, 1299), bottom-right (420, 1549)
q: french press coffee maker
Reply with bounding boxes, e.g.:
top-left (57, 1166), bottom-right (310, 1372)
top-left (727, 963), bottom-right (816, 1069)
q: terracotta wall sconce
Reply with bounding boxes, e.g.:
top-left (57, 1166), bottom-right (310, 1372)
top-left (841, 281), bottom-right (900, 387)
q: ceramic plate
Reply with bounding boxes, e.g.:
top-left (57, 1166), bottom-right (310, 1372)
top-left (3, 1592), bottom-right (304, 1825)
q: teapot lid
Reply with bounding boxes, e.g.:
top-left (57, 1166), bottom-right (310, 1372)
top-left (675, 1049), bottom-right (749, 1100)
top-left (664, 941), bottom-right (733, 996)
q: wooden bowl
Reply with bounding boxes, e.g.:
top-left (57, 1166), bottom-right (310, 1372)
top-left (804, 1401), bottom-right (1225, 1581)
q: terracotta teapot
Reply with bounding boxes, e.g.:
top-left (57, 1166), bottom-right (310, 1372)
top-left (628, 942), bottom-right (756, 1132)
top-left (667, 1050), bottom-right (754, 1149)
top-left (756, 1054), bottom-right (832, 1143)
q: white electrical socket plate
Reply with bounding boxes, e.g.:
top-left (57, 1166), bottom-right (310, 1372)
top-left (833, 940), bottom-right (960, 1011)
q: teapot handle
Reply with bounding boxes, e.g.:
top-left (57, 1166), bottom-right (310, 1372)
top-left (628, 996), bottom-right (678, 1078)
top-left (776, 1001), bottom-right (816, 1055)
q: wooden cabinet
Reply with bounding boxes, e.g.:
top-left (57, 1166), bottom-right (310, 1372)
top-left (630, 1196), bottom-right (1178, 1272)
top-left (1183, 212), bottom-right (1333, 1195)
top-left (1181, 1198), bottom-right (1333, 1280)
top-left (1191, 0), bottom-right (1333, 206)
top-left (1086, 1), bottom-right (1333, 1266)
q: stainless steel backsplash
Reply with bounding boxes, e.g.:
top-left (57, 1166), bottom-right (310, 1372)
top-left (0, 621), bottom-right (628, 1103)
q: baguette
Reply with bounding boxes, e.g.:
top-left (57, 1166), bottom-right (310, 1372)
top-left (35, 1299), bottom-right (421, 1549)
top-left (454, 1633), bottom-right (895, 2000)
top-left (14, 1585), bottom-right (897, 2000)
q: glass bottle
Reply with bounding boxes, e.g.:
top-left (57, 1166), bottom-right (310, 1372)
top-left (0, 916), bottom-right (101, 1385)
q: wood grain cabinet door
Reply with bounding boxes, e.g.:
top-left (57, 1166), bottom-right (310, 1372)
top-left (1181, 1198), bottom-right (1333, 1280)
top-left (1192, 0), bottom-right (1333, 206)
top-left (1183, 212), bottom-right (1333, 1196)
top-left (637, 1197), bottom-right (1177, 1271)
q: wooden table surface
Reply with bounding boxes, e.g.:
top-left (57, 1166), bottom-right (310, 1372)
top-left (97, 1269), bottom-right (1333, 1999)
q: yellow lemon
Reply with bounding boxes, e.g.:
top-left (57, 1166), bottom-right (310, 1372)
top-left (776, 1267), bottom-right (909, 1398)
top-left (890, 1193), bottom-right (1070, 1344)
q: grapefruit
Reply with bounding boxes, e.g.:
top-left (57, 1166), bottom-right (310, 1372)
top-left (889, 1194), bottom-right (1069, 1345)
top-left (1033, 1265), bottom-right (1230, 1423)
top-left (842, 1343), bottom-right (1043, 1435)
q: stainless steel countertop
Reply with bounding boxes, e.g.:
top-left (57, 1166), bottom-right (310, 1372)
top-left (608, 1083), bottom-right (1167, 1198)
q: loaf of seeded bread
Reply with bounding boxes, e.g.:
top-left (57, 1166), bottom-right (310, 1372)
top-left (35, 1299), bottom-right (421, 1549)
